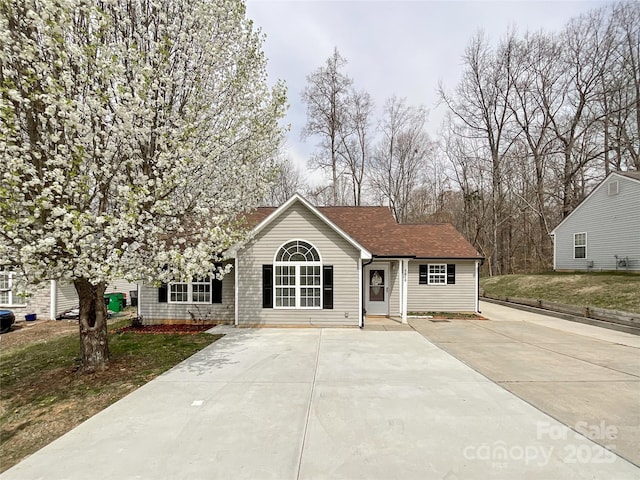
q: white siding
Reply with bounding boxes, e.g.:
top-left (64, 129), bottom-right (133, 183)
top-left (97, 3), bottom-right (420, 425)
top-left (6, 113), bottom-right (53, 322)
top-left (553, 174), bottom-right (640, 271)
top-left (238, 202), bottom-right (360, 326)
top-left (139, 264), bottom-right (235, 325)
top-left (407, 261), bottom-right (477, 312)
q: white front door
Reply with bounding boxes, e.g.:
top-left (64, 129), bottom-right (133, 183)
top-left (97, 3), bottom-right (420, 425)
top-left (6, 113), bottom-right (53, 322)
top-left (365, 264), bottom-right (389, 315)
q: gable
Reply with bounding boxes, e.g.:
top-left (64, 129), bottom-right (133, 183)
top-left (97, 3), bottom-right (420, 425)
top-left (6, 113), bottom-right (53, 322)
top-left (551, 172), bottom-right (640, 235)
top-left (250, 202), bottom-right (363, 263)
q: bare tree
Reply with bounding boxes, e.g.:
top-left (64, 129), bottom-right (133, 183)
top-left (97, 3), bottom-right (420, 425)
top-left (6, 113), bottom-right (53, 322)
top-left (337, 90), bottom-right (374, 205)
top-left (301, 47), bottom-right (353, 205)
top-left (369, 97), bottom-right (432, 223)
top-left (263, 156), bottom-right (307, 206)
top-left (439, 31), bottom-right (519, 275)
top-left (548, 8), bottom-right (618, 218)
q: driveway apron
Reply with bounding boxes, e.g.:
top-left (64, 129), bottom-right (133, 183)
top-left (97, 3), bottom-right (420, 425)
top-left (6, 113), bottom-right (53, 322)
top-left (1, 328), bottom-right (639, 480)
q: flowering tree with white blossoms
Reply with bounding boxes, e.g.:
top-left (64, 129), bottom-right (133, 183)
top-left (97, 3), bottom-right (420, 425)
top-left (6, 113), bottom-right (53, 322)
top-left (0, 0), bottom-right (286, 371)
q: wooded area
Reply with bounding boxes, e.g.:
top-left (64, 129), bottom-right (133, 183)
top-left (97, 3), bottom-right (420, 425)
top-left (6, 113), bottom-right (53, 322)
top-left (268, 2), bottom-right (639, 275)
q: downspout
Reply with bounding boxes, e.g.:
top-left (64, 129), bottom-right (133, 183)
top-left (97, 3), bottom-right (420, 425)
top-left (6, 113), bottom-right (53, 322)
top-left (476, 258), bottom-right (484, 314)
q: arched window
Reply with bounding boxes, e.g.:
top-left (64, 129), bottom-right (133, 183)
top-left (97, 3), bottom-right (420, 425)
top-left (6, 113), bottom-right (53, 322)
top-left (274, 240), bottom-right (322, 308)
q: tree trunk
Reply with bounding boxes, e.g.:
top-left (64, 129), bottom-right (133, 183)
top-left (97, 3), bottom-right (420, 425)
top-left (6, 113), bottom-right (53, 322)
top-left (74, 278), bottom-right (109, 372)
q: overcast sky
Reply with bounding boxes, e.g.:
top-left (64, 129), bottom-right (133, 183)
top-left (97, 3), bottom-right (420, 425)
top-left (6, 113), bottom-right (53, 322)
top-left (245, 0), bottom-right (609, 182)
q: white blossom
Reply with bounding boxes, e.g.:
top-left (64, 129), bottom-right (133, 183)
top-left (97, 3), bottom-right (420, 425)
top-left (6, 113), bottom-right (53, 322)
top-left (0, 0), bottom-right (286, 287)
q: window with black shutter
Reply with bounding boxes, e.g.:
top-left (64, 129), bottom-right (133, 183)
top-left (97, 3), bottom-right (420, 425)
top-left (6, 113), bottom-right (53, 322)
top-left (323, 265), bottom-right (333, 309)
top-left (262, 265), bottom-right (273, 308)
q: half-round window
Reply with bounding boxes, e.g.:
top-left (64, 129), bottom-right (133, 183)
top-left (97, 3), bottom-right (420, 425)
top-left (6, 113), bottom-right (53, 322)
top-left (274, 240), bottom-right (321, 308)
top-left (276, 240), bottom-right (320, 262)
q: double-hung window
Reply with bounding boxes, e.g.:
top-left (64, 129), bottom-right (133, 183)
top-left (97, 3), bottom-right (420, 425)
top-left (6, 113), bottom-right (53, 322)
top-left (428, 264), bottom-right (447, 285)
top-left (574, 233), bottom-right (587, 259)
top-left (169, 278), bottom-right (211, 304)
top-left (0, 271), bottom-right (24, 306)
top-left (274, 240), bottom-right (322, 309)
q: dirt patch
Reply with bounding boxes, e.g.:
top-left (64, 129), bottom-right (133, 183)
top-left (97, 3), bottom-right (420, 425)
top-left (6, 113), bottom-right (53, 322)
top-left (0, 320), bottom-right (79, 354)
top-left (576, 285), bottom-right (604, 294)
top-left (0, 309), bottom-right (135, 355)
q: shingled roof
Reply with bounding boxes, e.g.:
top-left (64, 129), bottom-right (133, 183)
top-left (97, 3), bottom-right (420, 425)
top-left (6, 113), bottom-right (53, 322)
top-left (242, 201), bottom-right (482, 260)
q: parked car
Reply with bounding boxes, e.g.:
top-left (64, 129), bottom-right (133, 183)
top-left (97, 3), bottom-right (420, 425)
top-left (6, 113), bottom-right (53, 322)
top-left (0, 310), bottom-right (15, 333)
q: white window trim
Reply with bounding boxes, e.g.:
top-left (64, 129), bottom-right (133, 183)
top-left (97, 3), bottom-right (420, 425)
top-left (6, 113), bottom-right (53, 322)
top-left (168, 279), bottom-right (212, 304)
top-left (0, 271), bottom-right (27, 307)
top-left (273, 239), bottom-right (322, 310)
top-left (274, 262), bottom-right (322, 309)
top-left (427, 264), bottom-right (447, 285)
top-left (573, 232), bottom-right (587, 259)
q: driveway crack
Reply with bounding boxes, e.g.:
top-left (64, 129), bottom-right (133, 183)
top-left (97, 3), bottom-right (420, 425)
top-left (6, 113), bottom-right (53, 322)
top-left (296, 328), bottom-right (322, 480)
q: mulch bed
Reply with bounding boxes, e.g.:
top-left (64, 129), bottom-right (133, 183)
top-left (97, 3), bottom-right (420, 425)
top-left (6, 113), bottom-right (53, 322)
top-left (115, 324), bottom-right (214, 335)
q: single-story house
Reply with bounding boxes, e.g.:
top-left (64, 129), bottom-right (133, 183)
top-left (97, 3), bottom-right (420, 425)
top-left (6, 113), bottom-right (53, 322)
top-left (550, 171), bottom-right (640, 272)
top-left (0, 275), bottom-right (137, 321)
top-left (138, 194), bottom-right (483, 327)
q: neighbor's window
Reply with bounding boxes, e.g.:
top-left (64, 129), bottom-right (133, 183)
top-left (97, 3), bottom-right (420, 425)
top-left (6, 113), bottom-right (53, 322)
top-left (574, 233), bottom-right (587, 259)
top-left (169, 278), bottom-right (211, 303)
top-left (0, 271), bottom-right (24, 306)
top-left (274, 240), bottom-right (322, 308)
top-left (428, 264), bottom-right (447, 285)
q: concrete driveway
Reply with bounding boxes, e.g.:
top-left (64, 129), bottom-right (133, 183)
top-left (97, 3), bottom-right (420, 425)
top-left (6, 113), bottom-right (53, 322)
top-left (410, 300), bottom-right (640, 468)
top-left (2, 327), bottom-right (639, 480)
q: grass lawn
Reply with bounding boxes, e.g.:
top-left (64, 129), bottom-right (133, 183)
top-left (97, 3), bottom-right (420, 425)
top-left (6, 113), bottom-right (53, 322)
top-left (481, 272), bottom-right (640, 314)
top-left (0, 321), bottom-right (221, 473)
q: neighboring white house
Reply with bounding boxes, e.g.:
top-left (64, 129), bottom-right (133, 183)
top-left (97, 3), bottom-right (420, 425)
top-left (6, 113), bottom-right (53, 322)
top-left (550, 171), bottom-right (640, 272)
top-left (139, 194), bottom-right (484, 326)
top-left (0, 275), bottom-right (137, 321)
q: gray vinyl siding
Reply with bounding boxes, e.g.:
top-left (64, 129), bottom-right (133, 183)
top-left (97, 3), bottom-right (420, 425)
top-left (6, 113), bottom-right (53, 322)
top-left (56, 281), bottom-right (78, 314)
top-left (105, 279), bottom-right (138, 301)
top-left (139, 265), bottom-right (235, 324)
top-left (238, 202), bottom-right (360, 326)
top-left (407, 261), bottom-right (476, 312)
top-left (553, 174), bottom-right (640, 272)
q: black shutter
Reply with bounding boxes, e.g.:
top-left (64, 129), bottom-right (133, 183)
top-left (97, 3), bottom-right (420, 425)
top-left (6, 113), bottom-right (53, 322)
top-left (323, 265), bottom-right (333, 309)
top-left (419, 265), bottom-right (428, 284)
top-left (158, 283), bottom-right (168, 303)
top-left (211, 263), bottom-right (223, 304)
top-left (447, 264), bottom-right (456, 284)
top-left (262, 265), bottom-right (273, 308)
top-left (211, 278), bottom-right (222, 303)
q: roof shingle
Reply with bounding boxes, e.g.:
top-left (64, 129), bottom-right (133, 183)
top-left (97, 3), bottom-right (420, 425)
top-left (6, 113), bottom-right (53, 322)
top-left (243, 204), bottom-right (481, 259)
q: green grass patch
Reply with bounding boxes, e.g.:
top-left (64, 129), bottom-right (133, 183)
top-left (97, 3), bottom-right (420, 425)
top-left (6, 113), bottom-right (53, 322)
top-left (0, 323), bottom-right (221, 473)
top-left (481, 272), bottom-right (640, 314)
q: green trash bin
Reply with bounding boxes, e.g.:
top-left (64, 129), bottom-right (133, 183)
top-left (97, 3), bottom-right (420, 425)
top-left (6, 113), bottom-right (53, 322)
top-left (104, 293), bottom-right (125, 313)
